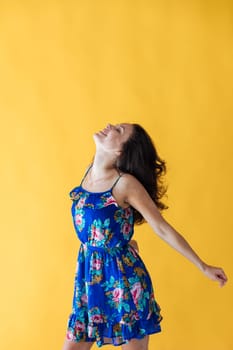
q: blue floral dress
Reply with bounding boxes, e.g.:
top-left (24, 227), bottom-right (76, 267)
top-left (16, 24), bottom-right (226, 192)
top-left (65, 168), bottom-right (163, 347)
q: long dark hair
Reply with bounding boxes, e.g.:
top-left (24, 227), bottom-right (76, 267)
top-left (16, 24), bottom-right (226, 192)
top-left (116, 123), bottom-right (168, 224)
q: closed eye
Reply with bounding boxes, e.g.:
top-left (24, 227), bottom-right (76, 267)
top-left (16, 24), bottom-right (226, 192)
top-left (115, 125), bottom-right (124, 133)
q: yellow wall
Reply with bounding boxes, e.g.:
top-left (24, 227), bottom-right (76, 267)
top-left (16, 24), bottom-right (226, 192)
top-left (0, 1), bottom-right (232, 349)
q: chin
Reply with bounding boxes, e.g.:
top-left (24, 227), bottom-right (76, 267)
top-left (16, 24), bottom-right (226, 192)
top-left (93, 133), bottom-right (100, 144)
top-left (93, 132), bottom-right (105, 140)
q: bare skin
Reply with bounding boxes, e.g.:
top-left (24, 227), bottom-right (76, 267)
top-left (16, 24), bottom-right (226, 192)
top-left (62, 123), bottom-right (228, 350)
top-left (62, 335), bottom-right (149, 350)
top-left (90, 123), bottom-right (228, 286)
top-left (121, 336), bottom-right (149, 350)
top-left (62, 340), bottom-right (94, 350)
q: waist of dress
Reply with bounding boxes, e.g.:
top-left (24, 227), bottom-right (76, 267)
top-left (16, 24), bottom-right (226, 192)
top-left (82, 242), bottom-right (129, 255)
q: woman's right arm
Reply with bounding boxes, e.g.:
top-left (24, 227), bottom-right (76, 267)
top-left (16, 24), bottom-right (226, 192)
top-left (120, 174), bottom-right (228, 287)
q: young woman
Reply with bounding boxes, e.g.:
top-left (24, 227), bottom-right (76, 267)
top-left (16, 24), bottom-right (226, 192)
top-left (62, 123), bottom-right (227, 350)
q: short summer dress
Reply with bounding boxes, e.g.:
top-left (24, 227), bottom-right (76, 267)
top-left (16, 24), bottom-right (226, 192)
top-left (65, 166), bottom-right (163, 347)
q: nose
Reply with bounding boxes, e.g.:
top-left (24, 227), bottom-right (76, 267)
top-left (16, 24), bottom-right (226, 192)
top-left (104, 124), bottom-right (113, 132)
top-left (102, 124), bottom-right (114, 134)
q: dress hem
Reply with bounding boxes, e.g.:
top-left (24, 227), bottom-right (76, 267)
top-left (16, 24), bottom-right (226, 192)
top-left (66, 327), bottom-right (162, 348)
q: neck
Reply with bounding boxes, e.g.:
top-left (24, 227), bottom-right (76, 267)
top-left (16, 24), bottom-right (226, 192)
top-left (90, 151), bottom-right (118, 179)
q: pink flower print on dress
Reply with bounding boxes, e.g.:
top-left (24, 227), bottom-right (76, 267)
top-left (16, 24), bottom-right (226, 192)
top-left (124, 207), bottom-right (132, 218)
top-left (81, 293), bottom-right (88, 304)
top-left (92, 258), bottom-right (102, 270)
top-left (112, 287), bottom-right (124, 302)
top-left (132, 311), bottom-right (140, 320)
top-left (75, 214), bottom-right (83, 226)
top-left (122, 222), bottom-right (131, 236)
top-left (88, 325), bottom-right (95, 338)
top-left (104, 195), bottom-right (118, 207)
top-left (90, 314), bottom-right (104, 323)
top-left (130, 282), bottom-right (143, 305)
top-left (75, 321), bottom-right (86, 332)
top-left (78, 197), bottom-right (87, 208)
top-left (91, 227), bottom-right (105, 241)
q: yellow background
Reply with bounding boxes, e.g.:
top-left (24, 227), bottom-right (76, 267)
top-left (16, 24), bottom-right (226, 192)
top-left (0, 1), bottom-right (232, 349)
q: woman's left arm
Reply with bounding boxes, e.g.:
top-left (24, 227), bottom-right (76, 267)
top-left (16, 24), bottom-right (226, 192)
top-left (124, 175), bottom-right (228, 287)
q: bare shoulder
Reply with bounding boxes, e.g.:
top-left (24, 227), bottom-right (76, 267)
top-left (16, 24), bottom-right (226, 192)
top-left (119, 173), bottom-right (142, 188)
top-left (117, 173), bottom-right (147, 196)
top-left (116, 172), bottom-right (163, 222)
top-left (121, 172), bottom-right (152, 191)
top-left (111, 173), bottom-right (146, 208)
top-left (116, 173), bottom-right (152, 203)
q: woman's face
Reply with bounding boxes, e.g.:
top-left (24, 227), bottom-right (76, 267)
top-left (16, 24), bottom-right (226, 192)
top-left (93, 123), bottom-right (133, 155)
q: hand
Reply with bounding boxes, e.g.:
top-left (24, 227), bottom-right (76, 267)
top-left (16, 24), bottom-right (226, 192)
top-left (202, 264), bottom-right (228, 287)
top-left (128, 239), bottom-right (139, 257)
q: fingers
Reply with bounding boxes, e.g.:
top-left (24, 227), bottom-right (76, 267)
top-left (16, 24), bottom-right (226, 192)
top-left (221, 269), bottom-right (228, 281)
top-left (129, 239), bottom-right (139, 253)
top-left (217, 268), bottom-right (228, 282)
top-left (215, 268), bottom-right (228, 287)
top-left (205, 265), bottom-right (228, 287)
top-left (218, 276), bottom-right (226, 287)
top-left (219, 277), bottom-right (227, 287)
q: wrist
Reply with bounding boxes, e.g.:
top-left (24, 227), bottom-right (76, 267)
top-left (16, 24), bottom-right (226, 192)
top-left (197, 260), bottom-right (208, 272)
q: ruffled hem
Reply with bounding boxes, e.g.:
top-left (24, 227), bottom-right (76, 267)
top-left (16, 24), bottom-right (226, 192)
top-left (66, 311), bottom-right (162, 347)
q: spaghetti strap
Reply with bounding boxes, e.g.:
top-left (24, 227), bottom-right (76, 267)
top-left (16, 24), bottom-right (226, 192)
top-left (111, 173), bottom-right (123, 191)
top-left (80, 164), bottom-right (93, 186)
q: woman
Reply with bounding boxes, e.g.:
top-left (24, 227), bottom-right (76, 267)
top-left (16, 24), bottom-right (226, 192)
top-left (62, 123), bottom-right (227, 350)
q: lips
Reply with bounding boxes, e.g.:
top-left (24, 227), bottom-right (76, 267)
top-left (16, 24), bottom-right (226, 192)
top-left (98, 130), bottom-right (107, 136)
top-left (96, 125), bottom-right (110, 136)
top-left (101, 128), bottom-right (108, 136)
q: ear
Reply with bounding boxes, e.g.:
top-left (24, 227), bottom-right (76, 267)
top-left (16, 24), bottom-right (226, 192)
top-left (115, 150), bottom-right (122, 157)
